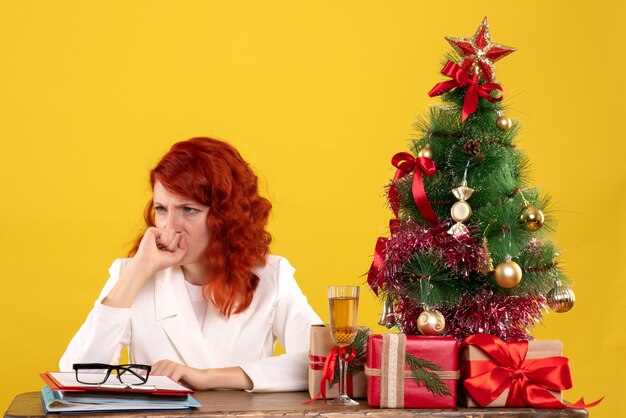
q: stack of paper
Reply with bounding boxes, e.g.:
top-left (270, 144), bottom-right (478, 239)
top-left (40, 372), bottom-right (201, 413)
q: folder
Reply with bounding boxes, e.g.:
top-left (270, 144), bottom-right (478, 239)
top-left (41, 385), bottom-right (201, 413)
top-left (41, 371), bottom-right (194, 397)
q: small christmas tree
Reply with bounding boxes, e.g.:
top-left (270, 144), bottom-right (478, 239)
top-left (368, 17), bottom-right (575, 341)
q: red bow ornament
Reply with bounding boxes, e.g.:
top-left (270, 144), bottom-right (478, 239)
top-left (371, 153), bottom-right (437, 295)
top-left (367, 219), bottom-right (399, 295)
top-left (389, 152), bottom-right (438, 223)
top-left (306, 345), bottom-right (357, 403)
top-left (428, 60), bottom-right (504, 122)
top-left (367, 237), bottom-right (388, 295)
top-left (462, 334), bottom-right (603, 409)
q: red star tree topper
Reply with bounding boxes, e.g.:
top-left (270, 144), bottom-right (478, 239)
top-left (445, 17), bottom-right (516, 82)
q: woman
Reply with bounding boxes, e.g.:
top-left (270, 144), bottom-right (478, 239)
top-left (60, 137), bottom-right (322, 391)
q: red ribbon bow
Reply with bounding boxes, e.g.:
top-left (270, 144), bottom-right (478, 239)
top-left (462, 334), bottom-right (603, 409)
top-left (428, 60), bottom-right (504, 122)
top-left (369, 153), bottom-right (437, 295)
top-left (389, 152), bottom-right (438, 223)
top-left (366, 220), bottom-right (399, 295)
top-left (306, 345), bottom-right (357, 403)
top-left (367, 237), bottom-right (388, 295)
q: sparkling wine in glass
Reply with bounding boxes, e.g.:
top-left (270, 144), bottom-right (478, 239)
top-left (327, 285), bottom-right (359, 406)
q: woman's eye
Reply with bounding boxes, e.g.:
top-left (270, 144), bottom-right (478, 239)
top-left (183, 207), bottom-right (199, 214)
top-left (154, 206), bottom-right (166, 214)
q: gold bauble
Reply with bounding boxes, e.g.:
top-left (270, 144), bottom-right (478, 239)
top-left (417, 309), bottom-right (446, 336)
top-left (520, 206), bottom-right (545, 230)
top-left (496, 115), bottom-right (513, 131)
top-left (417, 146), bottom-right (433, 159)
top-left (451, 201), bottom-right (472, 223)
top-left (494, 259), bottom-right (522, 289)
top-left (547, 284), bottom-right (575, 313)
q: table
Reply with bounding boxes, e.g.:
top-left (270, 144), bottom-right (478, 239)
top-left (5, 391), bottom-right (588, 418)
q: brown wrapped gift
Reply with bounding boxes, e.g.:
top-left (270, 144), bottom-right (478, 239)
top-left (308, 324), bottom-right (368, 399)
top-left (460, 338), bottom-right (563, 407)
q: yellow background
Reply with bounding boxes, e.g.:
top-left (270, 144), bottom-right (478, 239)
top-left (0, 1), bottom-right (623, 416)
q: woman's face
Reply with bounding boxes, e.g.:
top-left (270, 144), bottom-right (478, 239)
top-left (153, 181), bottom-right (210, 266)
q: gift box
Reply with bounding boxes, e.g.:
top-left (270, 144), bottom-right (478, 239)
top-left (365, 333), bottom-right (459, 408)
top-left (461, 334), bottom-right (566, 408)
top-left (308, 324), bottom-right (368, 400)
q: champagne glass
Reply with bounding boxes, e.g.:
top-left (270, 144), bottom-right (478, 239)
top-left (327, 285), bottom-right (360, 406)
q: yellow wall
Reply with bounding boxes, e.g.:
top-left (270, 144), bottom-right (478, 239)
top-left (0, 1), bottom-right (623, 416)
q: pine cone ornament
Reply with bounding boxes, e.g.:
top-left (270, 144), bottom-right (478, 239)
top-left (464, 139), bottom-right (481, 156)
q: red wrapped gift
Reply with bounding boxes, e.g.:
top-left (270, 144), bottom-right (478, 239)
top-left (365, 333), bottom-right (459, 408)
top-left (460, 334), bottom-right (603, 409)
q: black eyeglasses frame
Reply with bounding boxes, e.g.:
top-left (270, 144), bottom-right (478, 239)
top-left (72, 363), bottom-right (151, 386)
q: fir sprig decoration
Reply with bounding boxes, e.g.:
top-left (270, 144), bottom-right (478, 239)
top-left (404, 353), bottom-right (452, 397)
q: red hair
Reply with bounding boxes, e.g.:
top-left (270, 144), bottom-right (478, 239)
top-left (129, 137), bottom-right (272, 316)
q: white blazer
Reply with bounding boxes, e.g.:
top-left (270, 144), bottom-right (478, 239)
top-left (59, 255), bottom-right (322, 392)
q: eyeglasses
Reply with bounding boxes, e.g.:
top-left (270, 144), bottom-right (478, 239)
top-left (73, 363), bottom-right (151, 386)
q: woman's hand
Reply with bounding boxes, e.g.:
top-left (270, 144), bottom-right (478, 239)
top-left (152, 360), bottom-right (210, 390)
top-left (101, 227), bottom-right (187, 308)
top-left (152, 359), bottom-right (253, 390)
top-left (133, 227), bottom-right (188, 274)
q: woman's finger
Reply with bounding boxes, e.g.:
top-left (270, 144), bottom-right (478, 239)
top-left (155, 361), bottom-right (177, 378)
top-left (165, 233), bottom-right (181, 252)
top-left (153, 360), bottom-right (188, 384)
top-left (177, 234), bottom-right (187, 251)
top-left (154, 229), bottom-right (177, 251)
top-left (154, 229), bottom-right (170, 247)
top-left (151, 359), bottom-right (170, 375)
top-left (170, 365), bottom-right (187, 384)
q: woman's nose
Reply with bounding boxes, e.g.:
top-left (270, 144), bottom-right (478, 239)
top-left (164, 212), bottom-right (183, 231)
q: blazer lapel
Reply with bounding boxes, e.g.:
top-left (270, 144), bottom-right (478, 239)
top-left (154, 266), bottom-right (211, 368)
